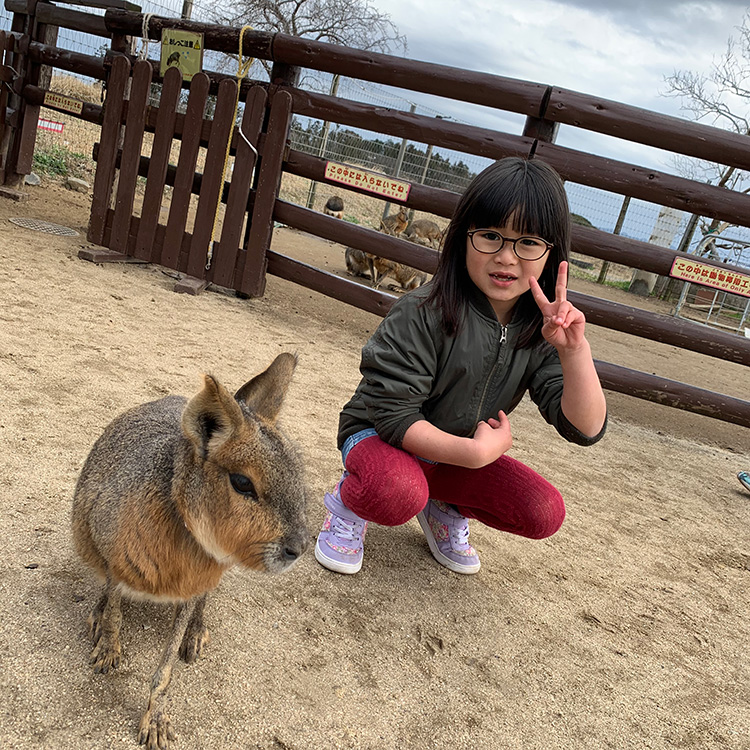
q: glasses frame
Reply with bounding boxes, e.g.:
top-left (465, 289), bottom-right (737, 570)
top-left (467, 229), bottom-right (553, 261)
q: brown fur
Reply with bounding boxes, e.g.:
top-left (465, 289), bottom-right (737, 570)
top-left (380, 205), bottom-right (409, 236)
top-left (345, 246), bottom-right (426, 292)
top-left (72, 353), bottom-right (309, 749)
top-left (404, 218), bottom-right (444, 249)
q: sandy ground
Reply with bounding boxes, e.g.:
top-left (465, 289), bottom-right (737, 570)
top-left (1, 181), bottom-right (749, 750)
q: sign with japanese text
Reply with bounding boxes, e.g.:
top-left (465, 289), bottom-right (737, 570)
top-left (324, 161), bottom-right (411, 201)
top-left (43, 92), bottom-right (82, 115)
top-left (670, 256), bottom-right (750, 298)
top-left (38, 118), bottom-right (64, 133)
top-left (160, 29), bottom-right (204, 82)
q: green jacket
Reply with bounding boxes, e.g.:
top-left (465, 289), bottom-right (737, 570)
top-left (338, 283), bottom-right (606, 450)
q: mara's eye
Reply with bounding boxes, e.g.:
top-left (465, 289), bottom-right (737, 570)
top-left (229, 473), bottom-right (257, 499)
top-left (480, 231), bottom-right (501, 242)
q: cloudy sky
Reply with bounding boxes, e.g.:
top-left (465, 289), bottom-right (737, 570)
top-left (371, 0), bottom-right (750, 171)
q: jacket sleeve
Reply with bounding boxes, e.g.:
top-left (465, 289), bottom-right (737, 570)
top-left (357, 295), bottom-right (439, 448)
top-left (526, 344), bottom-right (607, 446)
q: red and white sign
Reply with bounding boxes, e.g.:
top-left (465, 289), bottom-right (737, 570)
top-left (324, 161), bottom-right (410, 201)
top-left (37, 118), bottom-right (64, 134)
top-left (671, 256), bottom-right (750, 298)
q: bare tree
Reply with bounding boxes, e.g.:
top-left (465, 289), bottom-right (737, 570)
top-left (663, 13), bottom-right (750, 248)
top-left (213, 0), bottom-right (407, 76)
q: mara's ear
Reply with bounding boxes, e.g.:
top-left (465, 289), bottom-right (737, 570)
top-left (182, 374), bottom-right (245, 458)
top-left (234, 352), bottom-right (297, 424)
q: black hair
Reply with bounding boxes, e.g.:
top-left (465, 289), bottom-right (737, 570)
top-left (424, 157), bottom-right (570, 348)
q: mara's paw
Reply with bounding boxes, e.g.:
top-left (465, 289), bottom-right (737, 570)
top-left (179, 626), bottom-right (210, 664)
top-left (86, 609), bottom-right (103, 645)
top-left (138, 709), bottom-right (175, 750)
top-left (89, 636), bottom-right (121, 674)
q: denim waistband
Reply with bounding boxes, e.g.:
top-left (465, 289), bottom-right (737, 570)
top-left (341, 427), bottom-right (438, 466)
top-left (341, 427), bottom-right (378, 464)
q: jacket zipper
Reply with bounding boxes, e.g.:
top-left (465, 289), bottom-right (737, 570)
top-left (474, 324), bottom-right (507, 426)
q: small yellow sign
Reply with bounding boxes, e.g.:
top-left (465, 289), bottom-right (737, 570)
top-left (324, 161), bottom-right (411, 201)
top-left (671, 256), bottom-right (750, 298)
top-left (43, 91), bottom-right (83, 115)
top-left (160, 29), bottom-right (204, 82)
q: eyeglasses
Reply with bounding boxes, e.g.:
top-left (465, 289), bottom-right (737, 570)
top-left (467, 229), bottom-right (552, 261)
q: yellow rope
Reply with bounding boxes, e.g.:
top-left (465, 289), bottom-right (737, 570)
top-left (206, 24), bottom-right (255, 270)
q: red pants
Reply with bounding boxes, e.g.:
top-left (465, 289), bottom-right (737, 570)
top-left (340, 434), bottom-right (565, 539)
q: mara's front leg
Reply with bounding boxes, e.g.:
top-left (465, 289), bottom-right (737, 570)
top-left (88, 578), bottom-right (123, 674)
top-left (138, 599), bottom-right (196, 750)
top-left (179, 593), bottom-right (210, 664)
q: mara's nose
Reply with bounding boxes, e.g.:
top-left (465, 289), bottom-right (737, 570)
top-left (281, 533), bottom-right (309, 561)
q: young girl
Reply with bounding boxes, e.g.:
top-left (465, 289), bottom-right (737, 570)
top-left (316, 157), bottom-right (607, 575)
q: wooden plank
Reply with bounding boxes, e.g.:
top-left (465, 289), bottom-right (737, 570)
top-left (284, 148), bottom-right (458, 219)
top-left (110, 58), bottom-right (152, 254)
top-left (274, 199), bottom-right (439, 273)
top-left (78, 247), bottom-right (146, 263)
top-left (568, 291), bottom-right (750, 367)
top-left (534, 141), bottom-right (750, 230)
top-left (185, 77), bottom-right (238, 279)
top-left (267, 250), bottom-right (396, 317)
top-left (134, 64), bottom-right (182, 261)
top-left (105, 10), bottom-right (276, 61)
top-left (211, 85), bottom-right (266, 289)
top-left (88, 54), bottom-right (130, 246)
top-left (570, 223), bottom-right (749, 279)
top-left (595, 361), bottom-right (750, 428)
top-left (545, 87), bottom-right (750, 174)
top-left (238, 89), bottom-right (293, 297)
top-left (161, 72), bottom-right (209, 270)
top-left (32, 3), bottom-right (110, 38)
top-left (27, 40), bottom-right (107, 79)
top-left (290, 87), bottom-right (531, 163)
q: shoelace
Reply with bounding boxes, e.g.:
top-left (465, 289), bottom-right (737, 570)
top-left (450, 522), bottom-right (470, 547)
top-left (332, 514), bottom-right (364, 543)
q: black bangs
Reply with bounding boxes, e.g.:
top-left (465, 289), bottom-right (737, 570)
top-left (467, 160), bottom-right (567, 244)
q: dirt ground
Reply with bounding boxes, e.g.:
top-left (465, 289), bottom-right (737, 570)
top-left (1, 180), bottom-right (749, 750)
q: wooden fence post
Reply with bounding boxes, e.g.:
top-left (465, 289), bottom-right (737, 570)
top-left (2, 0), bottom-right (59, 189)
top-left (237, 63), bottom-right (298, 297)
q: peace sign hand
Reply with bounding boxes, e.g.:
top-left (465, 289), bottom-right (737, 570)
top-left (528, 261), bottom-right (587, 352)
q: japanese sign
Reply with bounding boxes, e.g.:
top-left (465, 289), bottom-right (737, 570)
top-left (670, 256), bottom-right (750, 298)
top-left (43, 92), bottom-right (82, 115)
top-left (160, 29), bottom-right (204, 82)
top-left (324, 161), bottom-right (411, 201)
top-left (38, 118), bottom-right (64, 133)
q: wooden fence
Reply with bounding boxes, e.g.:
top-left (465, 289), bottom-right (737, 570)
top-left (1, 0), bottom-right (749, 429)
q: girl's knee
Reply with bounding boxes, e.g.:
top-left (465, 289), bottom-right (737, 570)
top-left (342, 438), bottom-right (428, 525)
top-left (524, 488), bottom-right (565, 539)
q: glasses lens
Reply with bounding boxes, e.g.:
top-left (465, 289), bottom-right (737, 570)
top-left (470, 230), bottom-right (504, 254)
top-left (513, 236), bottom-right (550, 260)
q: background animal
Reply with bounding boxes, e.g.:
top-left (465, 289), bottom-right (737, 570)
top-left (324, 195), bottom-right (344, 219)
top-left (371, 257), bottom-right (428, 291)
top-left (345, 246), bottom-right (373, 279)
top-left (404, 219), bottom-right (443, 249)
top-left (345, 246), bottom-right (426, 291)
top-left (380, 205), bottom-right (409, 235)
top-left (71, 353), bottom-right (309, 750)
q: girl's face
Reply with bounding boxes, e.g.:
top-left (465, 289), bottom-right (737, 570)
top-left (465, 222), bottom-right (550, 324)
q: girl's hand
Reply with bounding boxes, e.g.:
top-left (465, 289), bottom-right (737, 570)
top-left (471, 411), bottom-right (512, 468)
top-left (529, 261), bottom-right (586, 352)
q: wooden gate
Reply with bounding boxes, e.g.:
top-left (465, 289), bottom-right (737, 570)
top-left (84, 55), bottom-right (293, 297)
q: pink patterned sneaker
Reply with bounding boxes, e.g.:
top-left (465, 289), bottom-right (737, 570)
top-left (315, 479), bottom-right (368, 574)
top-left (417, 499), bottom-right (481, 574)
